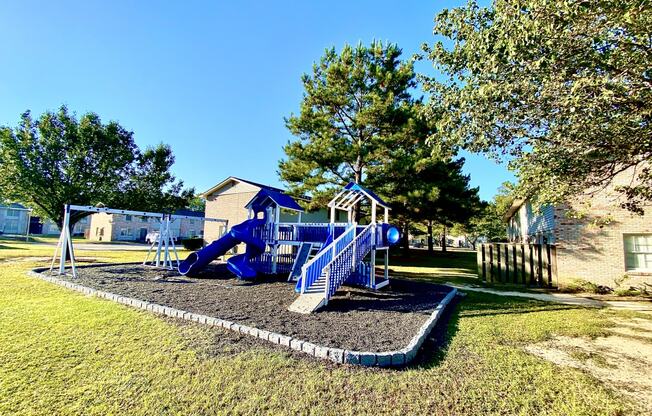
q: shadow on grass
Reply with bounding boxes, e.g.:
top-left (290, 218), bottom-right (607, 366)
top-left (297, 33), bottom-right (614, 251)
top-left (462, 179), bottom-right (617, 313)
top-left (325, 280), bottom-right (452, 314)
top-left (389, 249), bottom-right (477, 270)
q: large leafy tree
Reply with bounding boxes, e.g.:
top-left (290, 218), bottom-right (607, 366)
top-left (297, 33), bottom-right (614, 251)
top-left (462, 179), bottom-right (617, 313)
top-left (423, 0), bottom-right (652, 213)
top-left (0, 106), bottom-right (193, 231)
top-left (371, 148), bottom-right (482, 253)
top-left (279, 41), bottom-right (421, 213)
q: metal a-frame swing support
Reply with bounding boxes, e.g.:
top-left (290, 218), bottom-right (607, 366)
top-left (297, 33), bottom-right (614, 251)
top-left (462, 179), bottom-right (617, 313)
top-left (142, 213), bottom-right (228, 270)
top-left (50, 204), bottom-right (227, 278)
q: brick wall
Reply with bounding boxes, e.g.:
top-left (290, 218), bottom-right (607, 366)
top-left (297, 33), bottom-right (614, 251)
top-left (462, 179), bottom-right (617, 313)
top-left (553, 169), bottom-right (652, 288)
top-left (204, 190), bottom-right (258, 248)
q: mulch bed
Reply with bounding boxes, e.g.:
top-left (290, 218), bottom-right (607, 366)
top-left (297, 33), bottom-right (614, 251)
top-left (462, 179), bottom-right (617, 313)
top-left (55, 263), bottom-right (452, 352)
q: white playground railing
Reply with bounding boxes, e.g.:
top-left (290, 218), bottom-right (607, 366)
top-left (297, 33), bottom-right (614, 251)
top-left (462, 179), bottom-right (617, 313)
top-left (299, 223), bottom-right (356, 293)
top-left (323, 223), bottom-right (374, 301)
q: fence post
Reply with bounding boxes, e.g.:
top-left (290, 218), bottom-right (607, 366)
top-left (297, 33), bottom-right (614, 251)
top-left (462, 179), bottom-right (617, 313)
top-left (488, 245), bottom-right (494, 283)
top-left (512, 245), bottom-right (518, 283)
top-left (550, 245), bottom-right (558, 287)
top-left (532, 244), bottom-right (540, 286)
top-left (519, 244), bottom-right (527, 285)
top-left (504, 244), bottom-right (511, 283)
top-left (477, 244), bottom-right (484, 280)
top-left (495, 244), bottom-right (502, 283)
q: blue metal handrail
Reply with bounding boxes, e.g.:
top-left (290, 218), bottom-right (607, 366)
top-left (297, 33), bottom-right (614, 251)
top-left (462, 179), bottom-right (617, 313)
top-left (324, 223), bottom-right (374, 299)
top-left (300, 224), bottom-right (356, 293)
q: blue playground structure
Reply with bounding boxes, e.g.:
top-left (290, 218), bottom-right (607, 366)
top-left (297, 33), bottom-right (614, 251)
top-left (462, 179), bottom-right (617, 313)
top-left (178, 183), bottom-right (400, 313)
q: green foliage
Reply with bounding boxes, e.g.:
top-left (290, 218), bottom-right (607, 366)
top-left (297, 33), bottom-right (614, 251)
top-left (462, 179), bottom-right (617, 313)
top-left (280, 41), bottom-right (421, 209)
top-left (0, 106), bottom-right (193, 229)
top-left (186, 196), bottom-right (206, 212)
top-left (423, 0), bottom-right (652, 213)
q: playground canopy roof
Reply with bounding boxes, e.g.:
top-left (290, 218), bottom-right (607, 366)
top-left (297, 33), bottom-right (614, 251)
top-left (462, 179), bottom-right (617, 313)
top-left (246, 189), bottom-right (304, 212)
top-left (328, 182), bottom-right (390, 211)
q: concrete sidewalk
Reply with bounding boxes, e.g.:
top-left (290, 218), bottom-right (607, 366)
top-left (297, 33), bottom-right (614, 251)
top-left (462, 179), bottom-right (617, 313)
top-left (447, 283), bottom-right (652, 313)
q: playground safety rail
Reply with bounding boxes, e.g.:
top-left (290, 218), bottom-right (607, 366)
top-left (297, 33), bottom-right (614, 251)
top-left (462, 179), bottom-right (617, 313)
top-left (300, 223), bottom-right (356, 293)
top-left (324, 223), bottom-right (374, 300)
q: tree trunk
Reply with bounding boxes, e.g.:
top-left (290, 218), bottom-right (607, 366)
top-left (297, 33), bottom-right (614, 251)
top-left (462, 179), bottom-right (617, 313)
top-left (427, 220), bottom-right (434, 253)
top-left (401, 222), bottom-right (410, 255)
top-left (352, 167), bottom-right (362, 222)
top-left (441, 225), bottom-right (447, 253)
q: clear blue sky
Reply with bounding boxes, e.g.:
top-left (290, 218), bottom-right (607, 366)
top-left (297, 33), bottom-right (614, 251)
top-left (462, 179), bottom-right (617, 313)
top-left (0, 0), bottom-right (513, 201)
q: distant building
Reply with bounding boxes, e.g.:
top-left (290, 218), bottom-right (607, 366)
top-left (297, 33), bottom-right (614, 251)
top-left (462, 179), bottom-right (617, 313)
top-left (88, 210), bottom-right (203, 242)
top-left (0, 203), bottom-right (30, 235)
top-left (40, 216), bottom-right (91, 236)
top-left (504, 168), bottom-right (652, 288)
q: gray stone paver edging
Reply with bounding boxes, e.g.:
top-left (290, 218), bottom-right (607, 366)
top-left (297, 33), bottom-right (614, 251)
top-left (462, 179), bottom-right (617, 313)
top-left (28, 265), bottom-right (458, 367)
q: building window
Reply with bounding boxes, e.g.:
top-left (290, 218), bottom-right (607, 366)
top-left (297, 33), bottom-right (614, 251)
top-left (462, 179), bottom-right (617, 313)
top-left (4, 219), bottom-right (19, 233)
top-left (624, 234), bottom-right (652, 271)
top-left (125, 215), bottom-right (132, 221)
top-left (120, 228), bottom-right (132, 237)
top-left (141, 216), bottom-right (148, 222)
top-left (6, 209), bottom-right (20, 218)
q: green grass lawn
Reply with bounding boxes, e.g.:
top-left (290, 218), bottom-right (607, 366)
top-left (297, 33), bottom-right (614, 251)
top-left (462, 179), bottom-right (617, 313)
top-left (0, 241), bottom-right (647, 415)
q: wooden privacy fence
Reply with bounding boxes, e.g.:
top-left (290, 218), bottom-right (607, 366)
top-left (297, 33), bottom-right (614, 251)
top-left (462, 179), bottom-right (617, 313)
top-left (477, 243), bottom-right (558, 287)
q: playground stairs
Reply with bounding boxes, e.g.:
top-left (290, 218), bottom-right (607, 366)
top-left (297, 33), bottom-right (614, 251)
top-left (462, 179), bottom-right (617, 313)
top-left (289, 223), bottom-right (375, 314)
top-left (287, 292), bottom-right (326, 314)
top-left (288, 273), bottom-right (327, 313)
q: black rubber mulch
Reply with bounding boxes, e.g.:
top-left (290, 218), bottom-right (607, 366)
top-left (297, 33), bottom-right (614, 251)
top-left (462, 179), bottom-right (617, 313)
top-left (57, 263), bottom-right (453, 352)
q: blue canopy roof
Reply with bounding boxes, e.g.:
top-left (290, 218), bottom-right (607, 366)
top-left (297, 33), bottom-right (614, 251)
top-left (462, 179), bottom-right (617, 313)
top-left (344, 182), bottom-right (389, 208)
top-left (245, 188), bottom-right (304, 212)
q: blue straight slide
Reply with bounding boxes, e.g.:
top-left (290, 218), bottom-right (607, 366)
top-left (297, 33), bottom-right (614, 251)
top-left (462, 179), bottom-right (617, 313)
top-left (178, 218), bottom-right (266, 279)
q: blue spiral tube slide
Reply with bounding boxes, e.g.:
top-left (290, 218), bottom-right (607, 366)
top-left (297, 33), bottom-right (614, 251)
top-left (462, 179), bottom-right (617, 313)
top-left (178, 218), bottom-right (266, 279)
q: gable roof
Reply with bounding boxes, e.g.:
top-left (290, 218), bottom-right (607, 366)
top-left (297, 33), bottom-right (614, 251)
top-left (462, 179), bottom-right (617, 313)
top-left (0, 203), bottom-right (29, 210)
top-left (201, 176), bottom-right (285, 198)
top-left (329, 182), bottom-right (390, 210)
top-left (200, 176), bottom-right (310, 202)
top-left (503, 198), bottom-right (526, 222)
top-left (173, 209), bottom-right (205, 218)
top-left (245, 188), bottom-right (304, 212)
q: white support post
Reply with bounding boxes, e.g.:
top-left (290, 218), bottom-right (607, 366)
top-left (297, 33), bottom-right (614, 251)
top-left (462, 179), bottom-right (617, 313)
top-left (168, 220), bottom-right (180, 268)
top-left (50, 228), bottom-right (63, 273)
top-left (272, 207), bottom-right (280, 273)
top-left (384, 249), bottom-right (389, 280)
top-left (66, 224), bottom-right (77, 278)
top-left (59, 205), bottom-right (70, 275)
top-left (323, 266), bottom-right (330, 305)
top-left (163, 217), bottom-right (171, 268)
top-left (352, 222), bottom-right (357, 271)
top-left (154, 216), bottom-right (165, 267)
top-left (330, 206), bottom-right (336, 223)
top-left (384, 207), bottom-right (388, 223)
top-left (300, 264), bottom-right (307, 294)
top-left (370, 247), bottom-right (376, 288)
top-left (25, 209), bottom-right (31, 242)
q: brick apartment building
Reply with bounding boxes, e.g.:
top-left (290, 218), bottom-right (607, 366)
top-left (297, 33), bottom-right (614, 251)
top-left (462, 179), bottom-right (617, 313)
top-left (201, 177), bottom-right (332, 245)
top-left (88, 210), bottom-right (203, 242)
top-left (505, 169), bottom-right (652, 288)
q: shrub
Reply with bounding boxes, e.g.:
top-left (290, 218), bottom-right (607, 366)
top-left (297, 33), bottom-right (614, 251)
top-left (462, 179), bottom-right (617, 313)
top-left (181, 238), bottom-right (203, 251)
top-left (559, 279), bottom-right (612, 295)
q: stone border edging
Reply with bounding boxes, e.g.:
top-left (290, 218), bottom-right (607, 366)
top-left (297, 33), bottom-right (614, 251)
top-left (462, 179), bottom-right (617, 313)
top-left (28, 265), bottom-right (458, 367)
